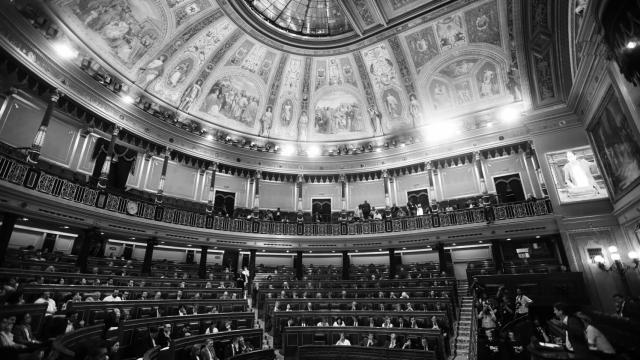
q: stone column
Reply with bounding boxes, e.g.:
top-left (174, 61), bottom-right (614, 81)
top-left (75, 228), bottom-right (97, 273)
top-left (342, 251), bottom-right (350, 280)
top-left (295, 251), bottom-right (304, 280)
top-left (426, 161), bottom-right (436, 205)
top-left (249, 249), bottom-right (256, 281)
top-left (528, 141), bottom-right (548, 197)
top-left (253, 171), bottom-right (261, 216)
top-left (97, 126), bottom-right (121, 189)
top-left (198, 245), bottom-right (208, 279)
top-left (206, 162), bottom-right (218, 214)
top-left (474, 151), bottom-right (488, 194)
top-left (383, 169), bottom-right (391, 209)
top-left (491, 240), bottom-right (504, 273)
top-left (155, 148), bottom-right (170, 204)
top-left (26, 90), bottom-right (61, 164)
top-left (339, 174), bottom-right (347, 213)
top-left (296, 174), bottom-right (304, 211)
top-left (141, 237), bottom-right (157, 275)
top-left (388, 248), bottom-right (397, 279)
top-left (436, 242), bottom-right (447, 275)
top-left (0, 213), bottom-right (18, 267)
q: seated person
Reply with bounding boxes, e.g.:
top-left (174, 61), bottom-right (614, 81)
top-left (335, 332), bottom-right (351, 346)
top-left (384, 333), bottom-right (399, 349)
top-left (360, 333), bottom-right (377, 347)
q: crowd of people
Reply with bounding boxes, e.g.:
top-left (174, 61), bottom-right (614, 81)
top-left (471, 278), bottom-right (635, 360)
top-left (209, 192), bottom-right (538, 225)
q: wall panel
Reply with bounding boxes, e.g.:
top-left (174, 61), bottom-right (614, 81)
top-left (484, 155), bottom-right (535, 196)
top-left (255, 254), bottom-right (294, 267)
top-left (350, 253), bottom-right (388, 265)
top-left (302, 255), bottom-right (342, 267)
top-left (0, 97), bottom-right (41, 147)
top-left (347, 180), bottom-right (385, 210)
top-left (41, 117), bottom-right (79, 167)
top-left (302, 182), bottom-right (341, 211)
top-left (401, 251), bottom-right (438, 265)
top-left (394, 173), bottom-right (429, 206)
top-left (199, 172), bottom-right (249, 206)
top-left (260, 181), bottom-right (295, 210)
top-left (437, 164), bottom-right (480, 199)
top-left (145, 158), bottom-right (198, 199)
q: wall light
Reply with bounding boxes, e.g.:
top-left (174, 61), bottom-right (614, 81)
top-left (307, 145), bottom-right (321, 157)
top-left (498, 106), bottom-right (521, 123)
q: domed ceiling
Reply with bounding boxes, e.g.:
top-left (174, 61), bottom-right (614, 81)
top-left (45, 0), bottom-right (526, 146)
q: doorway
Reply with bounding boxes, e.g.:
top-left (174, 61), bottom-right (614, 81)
top-left (407, 189), bottom-right (430, 210)
top-left (213, 190), bottom-right (235, 216)
top-left (311, 198), bottom-right (332, 222)
top-left (493, 173), bottom-right (525, 203)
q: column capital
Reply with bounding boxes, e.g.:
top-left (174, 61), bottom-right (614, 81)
top-left (146, 237), bottom-right (158, 246)
top-left (49, 89), bottom-right (62, 102)
top-left (382, 169), bottom-right (389, 178)
top-left (297, 174), bottom-right (304, 183)
top-left (474, 150), bottom-right (482, 161)
top-left (211, 162), bottom-right (218, 171)
top-left (339, 173), bottom-right (346, 183)
top-left (200, 245), bottom-right (209, 251)
top-left (112, 125), bottom-right (122, 137)
top-left (426, 161), bottom-right (433, 170)
top-left (255, 170), bottom-right (262, 179)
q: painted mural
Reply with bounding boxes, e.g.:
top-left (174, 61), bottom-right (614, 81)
top-left (311, 90), bottom-right (370, 139)
top-left (146, 17), bottom-right (234, 103)
top-left (200, 76), bottom-right (262, 128)
top-left (52, 0), bottom-right (166, 69)
top-left (404, 26), bottom-right (440, 73)
top-left (272, 56), bottom-right (304, 139)
top-left (361, 43), bottom-right (411, 132)
top-left (464, 0), bottom-right (501, 46)
top-left (173, 0), bottom-right (209, 27)
top-left (435, 15), bottom-right (467, 50)
top-left (426, 58), bottom-right (505, 111)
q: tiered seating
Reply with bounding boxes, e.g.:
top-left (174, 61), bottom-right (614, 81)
top-left (252, 265), bottom-right (455, 360)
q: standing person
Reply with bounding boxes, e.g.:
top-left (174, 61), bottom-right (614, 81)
top-left (200, 339), bottom-right (217, 360)
top-left (575, 312), bottom-right (616, 359)
top-left (361, 201), bottom-right (371, 219)
top-left (553, 303), bottom-right (590, 358)
top-left (515, 288), bottom-right (533, 317)
top-left (241, 266), bottom-right (250, 300)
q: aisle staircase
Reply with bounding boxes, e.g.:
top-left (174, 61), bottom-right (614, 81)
top-left (452, 280), bottom-right (474, 360)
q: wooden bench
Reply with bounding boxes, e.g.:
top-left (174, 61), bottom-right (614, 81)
top-left (20, 284), bottom-right (243, 303)
top-left (271, 310), bottom-right (450, 356)
top-left (67, 299), bottom-right (250, 325)
top-left (157, 329), bottom-right (266, 360)
top-left (0, 267), bottom-right (236, 288)
top-left (296, 344), bottom-right (436, 360)
top-left (262, 298), bottom-right (454, 327)
top-left (282, 326), bottom-right (445, 359)
top-left (58, 312), bottom-right (256, 359)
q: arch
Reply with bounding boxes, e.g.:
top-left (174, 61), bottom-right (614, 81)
top-left (193, 69), bottom-right (268, 136)
top-left (416, 45), bottom-right (510, 114)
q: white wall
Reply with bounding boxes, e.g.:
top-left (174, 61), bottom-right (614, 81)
top-left (401, 250), bottom-right (438, 265)
top-left (302, 254), bottom-right (342, 267)
top-left (8, 228), bottom-right (45, 249)
top-left (349, 253), bottom-right (389, 266)
top-left (255, 254), bottom-right (294, 267)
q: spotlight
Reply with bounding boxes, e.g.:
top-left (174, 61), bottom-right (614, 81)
top-left (53, 42), bottom-right (78, 59)
top-left (307, 146), bottom-right (320, 157)
top-left (499, 106), bottom-right (521, 123)
top-left (281, 145), bottom-right (295, 156)
top-left (608, 245), bottom-right (618, 253)
top-left (626, 40), bottom-right (638, 49)
top-left (121, 95), bottom-right (134, 104)
top-left (206, 134), bottom-right (214, 140)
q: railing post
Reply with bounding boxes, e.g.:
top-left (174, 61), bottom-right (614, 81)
top-left (26, 90), bottom-right (61, 165)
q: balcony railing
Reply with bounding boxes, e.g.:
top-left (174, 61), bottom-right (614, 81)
top-left (0, 153), bottom-right (553, 237)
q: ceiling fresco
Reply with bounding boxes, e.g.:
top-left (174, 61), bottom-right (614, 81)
top-left (43, 0), bottom-right (526, 144)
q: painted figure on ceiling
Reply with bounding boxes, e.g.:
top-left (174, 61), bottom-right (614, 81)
top-left (297, 111), bottom-right (309, 142)
top-left (260, 106), bottom-right (273, 137)
top-left (409, 94), bottom-right (422, 127)
top-left (178, 79), bottom-right (203, 111)
top-left (138, 54), bottom-right (167, 89)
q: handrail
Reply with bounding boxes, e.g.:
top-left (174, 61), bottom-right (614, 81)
top-left (468, 293), bottom-right (478, 360)
top-left (0, 152), bottom-right (553, 237)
